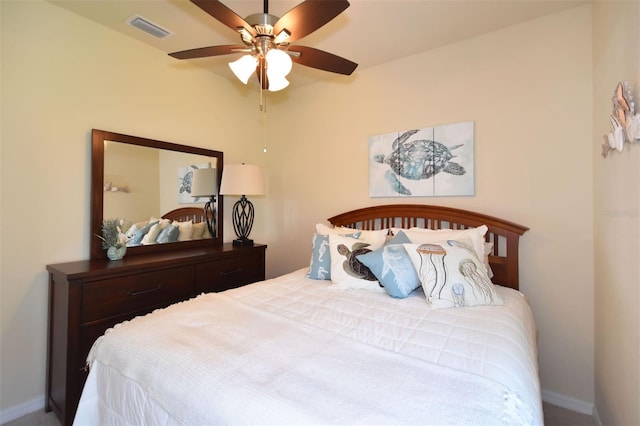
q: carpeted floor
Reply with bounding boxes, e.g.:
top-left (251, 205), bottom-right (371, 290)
top-left (3, 402), bottom-right (595, 426)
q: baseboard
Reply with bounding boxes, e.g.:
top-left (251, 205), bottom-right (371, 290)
top-left (592, 405), bottom-right (603, 426)
top-left (542, 389), bottom-right (594, 416)
top-left (0, 395), bottom-right (45, 424)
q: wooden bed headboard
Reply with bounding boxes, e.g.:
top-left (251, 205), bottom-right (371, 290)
top-left (328, 204), bottom-right (528, 290)
top-left (162, 207), bottom-right (207, 223)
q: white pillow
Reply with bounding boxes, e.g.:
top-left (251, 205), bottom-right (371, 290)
top-left (316, 223), bottom-right (388, 248)
top-left (484, 241), bottom-right (494, 278)
top-left (404, 238), bottom-right (503, 309)
top-left (400, 225), bottom-right (488, 265)
top-left (172, 220), bottom-right (194, 241)
top-left (125, 223), bottom-right (140, 239)
top-left (141, 223), bottom-right (162, 245)
top-left (329, 234), bottom-right (385, 293)
top-left (316, 223), bottom-right (363, 235)
top-left (192, 222), bottom-right (207, 240)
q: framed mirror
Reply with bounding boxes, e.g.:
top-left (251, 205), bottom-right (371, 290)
top-left (90, 129), bottom-right (224, 260)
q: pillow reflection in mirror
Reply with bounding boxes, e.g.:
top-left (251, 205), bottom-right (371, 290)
top-left (129, 221), bottom-right (159, 246)
top-left (142, 223), bottom-right (163, 245)
top-left (192, 222), bottom-right (206, 240)
top-left (173, 220), bottom-right (194, 241)
top-left (156, 225), bottom-right (179, 244)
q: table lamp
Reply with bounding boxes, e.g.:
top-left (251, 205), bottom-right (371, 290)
top-left (219, 164), bottom-right (265, 246)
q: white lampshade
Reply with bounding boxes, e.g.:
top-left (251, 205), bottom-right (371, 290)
top-left (265, 49), bottom-right (292, 77)
top-left (220, 164), bottom-right (265, 196)
top-left (229, 55), bottom-right (258, 84)
top-left (267, 74), bottom-right (289, 92)
top-left (190, 168), bottom-right (218, 197)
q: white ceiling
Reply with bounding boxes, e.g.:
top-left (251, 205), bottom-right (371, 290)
top-left (48, 0), bottom-right (587, 90)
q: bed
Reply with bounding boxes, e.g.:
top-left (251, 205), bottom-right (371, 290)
top-left (74, 204), bottom-right (540, 425)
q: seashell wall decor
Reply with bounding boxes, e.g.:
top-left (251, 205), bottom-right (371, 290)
top-left (602, 80), bottom-right (640, 158)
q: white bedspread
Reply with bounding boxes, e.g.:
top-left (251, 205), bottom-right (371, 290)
top-left (75, 268), bottom-right (542, 425)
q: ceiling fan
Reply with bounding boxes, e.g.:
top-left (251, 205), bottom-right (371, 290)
top-left (169, 0), bottom-right (358, 92)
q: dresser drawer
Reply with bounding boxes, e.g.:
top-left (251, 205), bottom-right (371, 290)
top-left (195, 251), bottom-right (264, 293)
top-left (78, 317), bottom-right (123, 368)
top-left (81, 266), bottom-right (193, 323)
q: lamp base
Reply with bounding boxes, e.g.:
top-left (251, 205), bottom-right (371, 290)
top-left (232, 238), bottom-right (254, 247)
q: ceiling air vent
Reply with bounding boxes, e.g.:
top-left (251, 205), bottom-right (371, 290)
top-left (127, 15), bottom-right (173, 39)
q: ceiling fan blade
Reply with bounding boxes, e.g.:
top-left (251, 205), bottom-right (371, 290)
top-left (169, 45), bottom-right (245, 60)
top-left (274, 0), bottom-right (349, 43)
top-left (288, 45), bottom-right (357, 75)
top-left (190, 0), bottom-right (255, 36)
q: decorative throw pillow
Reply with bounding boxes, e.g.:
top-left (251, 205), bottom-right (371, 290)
top-left (316, 223), bottom-right (388, 247)
top-left (403, 238), bottom-right (503, 309)
top-left (129, 221), bottom-right (159, 246)
top-left (329, 234), bottom-right (385, 293)
top-left (172, 220), bottom-right (194, 241)
top-left (202, 227), bottom-right (213, 239)
top-left (156, 224), bottom-right (179, 244)
top-left (400, 225), bottom-right (489, 272)
top-left (308, 231), bottom-right (361, 280)
top-left (125, 223), bottom-right (140, 239)
top-left (356, 231), bottom-right (420, 298)
top-left (484, 241), bottom-right (494, 278)
top-left (192, 222), bottom-right (207, 240)
top-left (141, 223), bottom-right (163, 245)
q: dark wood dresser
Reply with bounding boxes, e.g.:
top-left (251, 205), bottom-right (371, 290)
top-left (45, 243), bottom-right (266, 426)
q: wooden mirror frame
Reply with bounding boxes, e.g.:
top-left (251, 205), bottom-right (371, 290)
top-left (90, 129), bottom-right (224, 260)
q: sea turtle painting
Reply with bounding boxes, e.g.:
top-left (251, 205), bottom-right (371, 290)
top-left (179, 165), bottom-right (198, 195)
top-left (337, 242), bottom-right (377, 281)
top-left (373, 129), bottom-right (467, 196)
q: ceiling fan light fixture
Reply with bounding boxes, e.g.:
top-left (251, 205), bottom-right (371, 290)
top-left (267, 74), bottom-right (289, 92)
top-left (265, 49), bottom-right (292, 78)
top-left (229, 55), bottom-right (258, 84)
top-left (273, 29), bottom-right (291, 45)
top-left (237, 27), bottom-right (254, 44)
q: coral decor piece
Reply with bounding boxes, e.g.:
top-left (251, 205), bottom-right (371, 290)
top-left (103, 181), bottom-right (130, 193)
top-left (96, 218), bottom-right (131, 260)
top-left (602, 80), bottom-right (640, 158)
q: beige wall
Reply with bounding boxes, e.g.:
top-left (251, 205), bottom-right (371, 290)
top-left (267, 5), bottom-right (595, 409)
top-left (0, 0), bottom-right (265, 416)
top-left (592, 2), bottom-right (640, 425)
top-left (103, 141), bottom-right (160, 221)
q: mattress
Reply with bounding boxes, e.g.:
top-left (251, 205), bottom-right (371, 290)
top-left (74, 268), bottom-right (542, 425)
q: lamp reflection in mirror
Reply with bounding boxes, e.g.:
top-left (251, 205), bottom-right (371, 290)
top-left (228, 49), bottom-right (292, 92)
top-left (220, 164), bottom-right (265, 247)
top-left (190, 168), bottom-right (218, 238)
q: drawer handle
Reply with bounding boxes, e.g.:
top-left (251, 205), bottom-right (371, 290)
top-left (127, 285), bottom-right (163, 296)
top-left (220, 268), bottom-right (242, 276)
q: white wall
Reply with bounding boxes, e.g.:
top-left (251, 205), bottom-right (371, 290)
top-left (0, 0), bottom-right (266, 418)
top-left (266, 5), bottom-right (595, 409)
top-left (592, 2), bottom-right (640, 425)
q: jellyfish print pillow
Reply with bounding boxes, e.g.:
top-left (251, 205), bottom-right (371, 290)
top-left (403, 238), bottom-right (504, 309)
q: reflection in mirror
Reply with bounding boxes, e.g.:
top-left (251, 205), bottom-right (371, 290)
top-left (190, 168), bottom-right (218, 238)
top-left (91, 129), bottom-right (224, 260)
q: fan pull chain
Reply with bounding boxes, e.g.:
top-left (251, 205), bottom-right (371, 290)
top-left (263, 106), bottom-right (268, 153)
